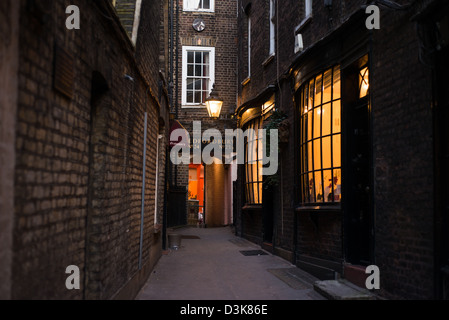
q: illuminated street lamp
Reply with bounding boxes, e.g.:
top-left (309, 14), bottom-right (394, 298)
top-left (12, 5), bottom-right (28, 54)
top-left (205, 84), bottom-right (223, 119)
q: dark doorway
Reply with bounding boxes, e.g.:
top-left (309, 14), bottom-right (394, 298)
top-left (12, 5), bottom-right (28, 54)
top-left (85, 71), bottom-right (109, 299)
top-left (343, 56), bottom-right (373, 265)
top-left (434, 39), bottom-right (449, 299)
top-left (263, 184), bottom-right (274, 243)
top-left (167, 186), bottom-right (187, 228)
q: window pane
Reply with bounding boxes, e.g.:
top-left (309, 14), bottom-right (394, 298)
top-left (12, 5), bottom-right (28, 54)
top-left (308, 172), bottom-right (315, 203)
top-left (195, 52), bottom-right (202, 64)
top-left (195, 64), bottom-right (202, 77)
top-left (323, 69), bottom-right (333, 103)
top-left (322, 103), bottom-right (331, 136)
top-left (332, 100), bottom-right (341, 134)
top-left (307, 110), bottom-right (313, 141)
top-left (313, 108), bottom-right (321, 139)
top-left (315, 171), bottom-right (323, 203)
top-left (313, 139), bottom-right (321, 171)
top-left (202, 79), bottom-right (209, 91)
top-left (323, 170), bottom-right (332, 202)
top-left (333, 67), bottom-right (341, 100)
top-left (333, 169), bottom-right (342, 202)
top-left (187, 79), bottom-right (194, 90)
top-left (252, 163), bottom-right (258, 183)
top-left (252, 138), bottom-right (258, 162)
top-left (333, 134), bottom-right (341, 167)
top-left (307, 141), bottom-right (313, 172)
top-left (203, 64), bottom-right (210, 78)
top-left (187, 91), bottom-right (194, 103)
top-left (252, 182), bottom-right (258, 204)
top-left (359, 67), bottom-right (369, 98)
top-left (203, 0), bottom-right (210, 10)
top-left (188, 65), bottom-right (194, 77)
top-left (195, 91), bottom-right (201, 103)
top-left (308, 79), bottom-right (314, 108)
top-left (322, 136), bottom-right (332, 169)
top-left (301, 175), bottom-right (307, 203)
top-left (314, 74), bottom-right (322, 107)
top-left (259, 182), bottom-right (263, 204)
top-left (304, 84), bottom-right (309, 112)
top-left (188, 52), bottom-right (194, 63)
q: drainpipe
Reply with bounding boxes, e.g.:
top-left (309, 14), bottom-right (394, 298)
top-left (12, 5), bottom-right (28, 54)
top-left (162, 146), bottom-right (170, 250)
top-left (138, 112), bottom-right (148, 270)
top-left (155, 135), bottom-right (163, 226)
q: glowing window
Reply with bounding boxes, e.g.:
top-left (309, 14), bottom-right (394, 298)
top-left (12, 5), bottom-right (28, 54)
top-left (299, 66), bottom-right (342, 204)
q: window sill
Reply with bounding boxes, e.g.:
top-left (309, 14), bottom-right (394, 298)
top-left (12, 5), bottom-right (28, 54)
top-left (241, 77), bottom-right (251, 86)
top-left (294, 15), bottom-right (312, 34)
top-left (295, 204), bottom-right (341, 212)
top-left (262, 53), bottom-right (275, 67)
top-left (183, 9), bottom-right (215, 14)
top-left (182, 104), bottom-right (205, 109)
top-left (242, 204), bottom-right (262, 211)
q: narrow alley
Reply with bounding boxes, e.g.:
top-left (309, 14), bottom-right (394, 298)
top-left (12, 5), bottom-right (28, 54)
top-left (1, 0), bottom-right (449, 301)
top-left (136, 226), bottom-right (325, 300)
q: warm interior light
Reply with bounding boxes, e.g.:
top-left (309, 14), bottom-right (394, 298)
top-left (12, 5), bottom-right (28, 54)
top-left (359, 67), bottom-right (369, 98)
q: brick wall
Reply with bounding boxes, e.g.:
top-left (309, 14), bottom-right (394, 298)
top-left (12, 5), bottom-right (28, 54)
top-left (371, 4), bottom-right (434, 299)
top-left (0, 0), bottom-right (20, 300)
top-left (11, 0), bottom-right (167, 299)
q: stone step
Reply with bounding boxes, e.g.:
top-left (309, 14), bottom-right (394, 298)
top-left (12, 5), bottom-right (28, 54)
top-left (313, 280), bottom-right (377, 300)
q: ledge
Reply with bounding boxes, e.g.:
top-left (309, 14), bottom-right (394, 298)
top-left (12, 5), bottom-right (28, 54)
top-left (294, 15), bottom-right (313, 34)
top-left (242, 204), bottom-right (262, 211)
top-left (241, 77), bottom-right (251, 86)
top-left (295, 204), bottom-right (341, 212)
top-left (262, 53), bottom-right (275, 67)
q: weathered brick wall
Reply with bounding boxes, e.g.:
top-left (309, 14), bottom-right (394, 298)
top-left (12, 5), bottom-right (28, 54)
top-left (0, 0), bottom-right (20, 300)
top-left (371, 4), bottom-right (434, 299)
top-left (12, 0), bottom-right (166, 299)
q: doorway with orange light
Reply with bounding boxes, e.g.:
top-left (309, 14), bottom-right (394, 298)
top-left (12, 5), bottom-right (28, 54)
top-left (188, 164), bottom-right (205, 226)
top-left (188, 161), bottom-right (234, 228)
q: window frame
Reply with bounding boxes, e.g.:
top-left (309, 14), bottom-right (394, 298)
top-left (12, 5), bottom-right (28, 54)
top-left (305, 0), bottom-right (312, 18)
top-left (181, 46), bottom-right (215, 108)
top-left (269, 0), bottom-right (276, 56)
top-left (183, 0), bottom-right (215, 13)
top-left (298, 66), bottom-right (342, 206)
top-left (244, 117), bottom-right (264, 205)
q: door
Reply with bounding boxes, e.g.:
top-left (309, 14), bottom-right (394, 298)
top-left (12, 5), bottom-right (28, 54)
top-left (343, 58), bottom-right (373, 265)
top-left (435, 43), bottom-right (449, 299)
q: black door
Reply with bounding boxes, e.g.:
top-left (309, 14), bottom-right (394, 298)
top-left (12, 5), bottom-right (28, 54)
top-left (435, 43), bottom-right (449, 299)
top-left (343, 58), bottom-right (373, 265)
top-left (263, 184), bottom-right (274, 243)
top-left (167, 186), bottom-right (187, 227)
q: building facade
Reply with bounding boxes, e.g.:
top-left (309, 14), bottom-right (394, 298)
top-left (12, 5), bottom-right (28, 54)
top-left (235, 0), bottom-right (449, 299)
top-left (168, 0), bottom-right (239, 228)
top-left (0, 0), bottom-right (170, 299)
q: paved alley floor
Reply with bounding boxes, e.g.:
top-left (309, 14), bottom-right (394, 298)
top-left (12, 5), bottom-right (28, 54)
top-left (136, 226), bottom-right (326, 300)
